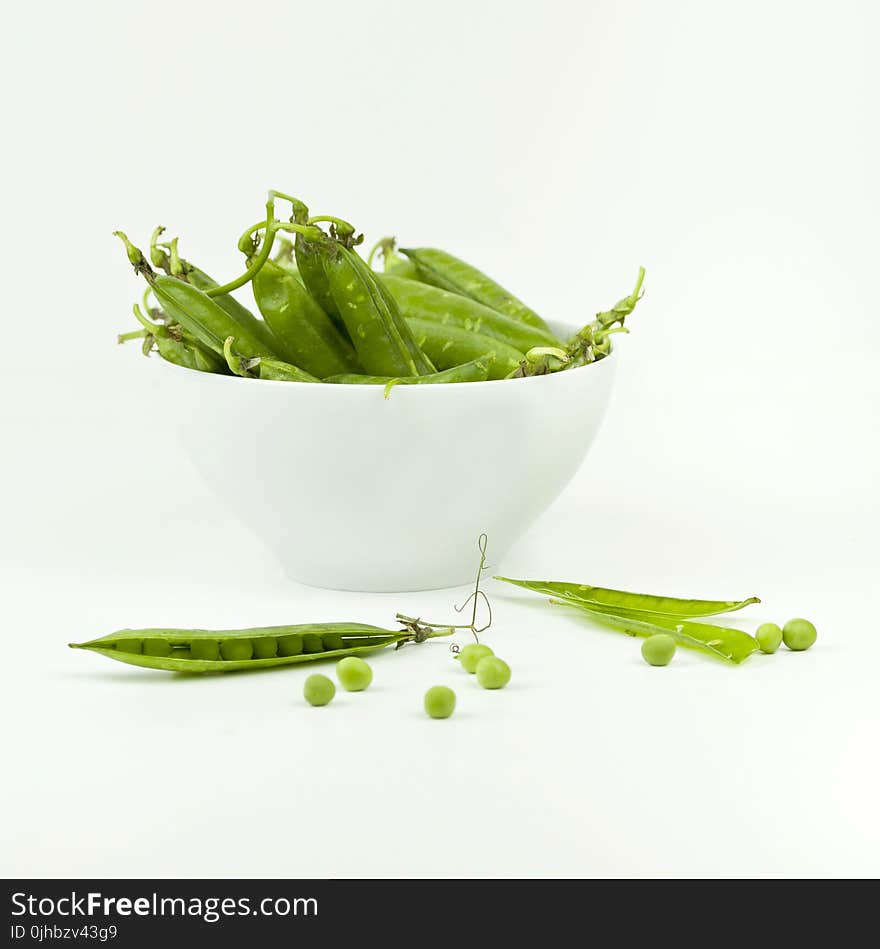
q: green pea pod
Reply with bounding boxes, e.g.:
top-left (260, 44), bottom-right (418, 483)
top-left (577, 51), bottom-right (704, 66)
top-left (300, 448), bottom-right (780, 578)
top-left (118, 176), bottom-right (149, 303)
top-left (69, 622), bottom-right (451, 674)
top-left (285, 201), bottom-right (347, 333)
top-left (295, 235), bottom-right (338, 317)
top-left (400, 247), bottom-right (552, 332)
top-left (224, 337), bottom-right (320, 382)
top-left (381, 274), bottom-right (562, 353)
top-left (495, 576), bottom-right (760, 618)
top-left (151, 229), bottom-right (280, 354)
top-left (317, 240), bottom-right (435, 377)
top-left (407, 317), bottom-right (524, 380)
top-left (251, 259), bottom-right (358, 377)
top-left (325, 355), bottom-right (495, 396)
top-left (183, 265), bottom-right (280, 353)
top-left (150, 275), bottom-right (280, 360)
top-left (154, 334), bottom-right (209, 372)
top-left (550, 601), bottom-right (760, 665)
top-left (126, 303), bottom-right (226, 373)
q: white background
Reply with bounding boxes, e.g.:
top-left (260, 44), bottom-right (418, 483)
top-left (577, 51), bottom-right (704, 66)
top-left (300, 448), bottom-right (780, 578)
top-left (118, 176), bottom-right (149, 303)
top-left (2, 0), bottom-right (878, 877)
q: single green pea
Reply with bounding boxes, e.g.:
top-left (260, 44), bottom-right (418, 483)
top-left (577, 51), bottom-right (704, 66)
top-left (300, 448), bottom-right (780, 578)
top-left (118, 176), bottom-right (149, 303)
top-left (475, 656), bottom-right (511, 689)
top-left (782, 618), bottom-right (817, 652)
top-left (253, 637), bottom-right (278, 659)
top-left (755, 623), bottom-right (783, 654)
top-left (277, 634), bottom-right (304, 657)
top-left (142, 639), bottom-right (172, 657)
top-left (322, 633), bottom-right (345, 652)
top-left (302, 633), bottom-right (324, 654)
top-left (459, 643), bottom-right (493, 673)
top-left (336, 656), bottom-right (373, 692)
top-left (304, 674), bottom-right (336, 707)
top-left (424, 686), bottom-right (456, 719)
top-left (114, 639), bottom-right (142, 655)
top-left (220, 639), bottom-right (254, 661)
top-left (190, 639), bottom-right (221, 661)
top-left (641, 634), bottom-right (676, 666)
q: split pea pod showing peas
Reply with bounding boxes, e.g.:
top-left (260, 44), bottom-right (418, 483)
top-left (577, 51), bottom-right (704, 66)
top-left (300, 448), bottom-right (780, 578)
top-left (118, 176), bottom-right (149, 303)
top-left (317, 239), bottom-right (436, 377)
top-left (250, 258), bottom-right (358, 378)
top-left (69, 623), bottom-right (425, 674)
top-left (407, 318), bottom-right (524, 380)
top-left (400, 247), bottom-right (553, 333)
top-left (380, 275), bottom-right (563, 353)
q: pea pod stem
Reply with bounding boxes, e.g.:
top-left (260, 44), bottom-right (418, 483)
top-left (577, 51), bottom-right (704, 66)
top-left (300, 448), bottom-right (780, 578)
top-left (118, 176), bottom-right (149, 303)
top-left (209, 193), bottom-right (326, 297)
top-left (395, 534), bottom-right (493, 641)
top-left (367, 237), bottom-right (388, 268)
top-left (206, 199), bottom-right (280, 296)
top-left (113, 231), bottom-right (152, 277)
top-left (306, 215), bottom-right (361, 246)
top-left (268, 190), bottom-right (309, 222)
top-left (149, 226), bottom-right (171, 272)
top-left (132, 302), bottom-right (161, 334)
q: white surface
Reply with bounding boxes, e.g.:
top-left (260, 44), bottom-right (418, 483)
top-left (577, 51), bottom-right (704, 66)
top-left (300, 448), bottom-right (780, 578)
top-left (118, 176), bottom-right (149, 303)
top-left (160, 325), bottom-right (613, 591)
top-left (2, 0), bottom-right (878, 878)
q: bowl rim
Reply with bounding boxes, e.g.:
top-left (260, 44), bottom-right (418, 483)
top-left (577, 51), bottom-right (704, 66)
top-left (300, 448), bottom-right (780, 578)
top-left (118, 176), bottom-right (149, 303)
top-left (148, 318), bottom-right (617, 393)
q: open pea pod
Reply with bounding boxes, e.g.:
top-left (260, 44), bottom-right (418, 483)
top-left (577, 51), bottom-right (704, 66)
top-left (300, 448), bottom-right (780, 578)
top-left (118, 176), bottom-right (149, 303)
top-left (495, 576), bottom-right (759, 618)
top-left (551, 601), bottom-right (760, 664)
top-left (70, 622), bottom-right (450, 674)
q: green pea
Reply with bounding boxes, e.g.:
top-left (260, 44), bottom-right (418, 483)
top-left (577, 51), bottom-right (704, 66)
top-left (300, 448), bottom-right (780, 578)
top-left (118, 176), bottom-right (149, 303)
top-left (220, 639), bottom-right (254, 661)
top-left (755, 623), bottom-right (783, 654)
top-left (459, 643), bottom-right (493, 673)
top-left (277, 635), bottom-right (303, 657)
top-left (190, 639), bottom-right (221, 661)
top-left (302, 634), bottom-right (324, 654)
top-left (782, 618), bottom-right (817, 652)
top-left (142, 639), bottom-right (172, 657)
top-left (114, 639), bottom-right (142, 655)
top-left (424, 686), bottom-right (456, 719)
top-left (304, 674), bottom-right (336, 707)
top-left (322, 633), bottom-right (345, 652)
top-left (641, 634), bottom-right (676, 666)
top-left (475, 656), bottom-right (511, 689)
top-left (336, 656), bottom-right (373, 692)
top-left (253, 637), bottom-right (278, 659)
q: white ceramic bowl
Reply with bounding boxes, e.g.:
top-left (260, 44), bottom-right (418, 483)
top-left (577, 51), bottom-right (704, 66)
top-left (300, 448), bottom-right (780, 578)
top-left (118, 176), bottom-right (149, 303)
top-left (159, 322), bottom-right (616, 591)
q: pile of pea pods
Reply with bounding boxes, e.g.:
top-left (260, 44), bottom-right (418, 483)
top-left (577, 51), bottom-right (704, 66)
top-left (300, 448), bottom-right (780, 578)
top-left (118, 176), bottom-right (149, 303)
top-left (115, 190), bottom-right (645, 390)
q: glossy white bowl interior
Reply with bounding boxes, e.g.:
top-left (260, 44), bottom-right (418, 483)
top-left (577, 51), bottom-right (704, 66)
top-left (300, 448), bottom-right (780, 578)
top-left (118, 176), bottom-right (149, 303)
top-left (159, 322), bottom-right (616, 591)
